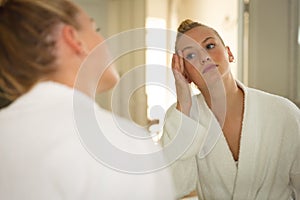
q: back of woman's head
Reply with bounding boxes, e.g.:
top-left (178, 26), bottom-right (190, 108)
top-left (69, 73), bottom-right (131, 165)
top-left (0, 0), bottom-right (80, 101)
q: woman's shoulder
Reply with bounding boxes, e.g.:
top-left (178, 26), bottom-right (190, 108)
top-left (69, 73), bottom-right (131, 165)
top-left (246, 87), bottom-right (299, 119)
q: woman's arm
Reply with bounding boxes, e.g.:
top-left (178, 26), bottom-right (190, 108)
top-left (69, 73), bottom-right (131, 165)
top-left (291, 173), bottom-right (300, 199)
top-left (161, 104), bottom-right (208, 199)
top-left (289, 103), bottom-right (300, 199)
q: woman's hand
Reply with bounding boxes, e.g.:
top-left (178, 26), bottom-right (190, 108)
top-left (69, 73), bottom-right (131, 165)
top-left (172, 51), bottom-right (192, 116)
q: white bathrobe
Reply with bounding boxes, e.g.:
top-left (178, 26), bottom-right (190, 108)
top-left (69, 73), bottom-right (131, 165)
top-left (162, 82), bottom-right (300, 200)
top-left (0, 82), bottom-right (175, 200)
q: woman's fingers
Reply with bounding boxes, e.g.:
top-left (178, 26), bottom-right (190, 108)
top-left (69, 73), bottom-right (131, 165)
top-left (177, 50), bottom-right (185, 74)
top-left (171, 52), bottom-right (192, 116)
top-left (172, 52), bottom-right (191, 83)
top-left (172, 54), bottom-right (180, 72)
top-left (172, 52), bottom-right (185, 76)
top-left (173, 68), bottom-right (188, 83)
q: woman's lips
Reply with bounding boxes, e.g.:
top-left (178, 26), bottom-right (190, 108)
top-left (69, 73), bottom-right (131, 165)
top-left (202, 64), bottom-right (218, 74)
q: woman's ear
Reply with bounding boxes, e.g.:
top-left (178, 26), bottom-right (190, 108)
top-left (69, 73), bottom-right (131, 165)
top-left (61, 25), bottom-right (86, 55)
top-left (226, 46), bottom-right (235, 62)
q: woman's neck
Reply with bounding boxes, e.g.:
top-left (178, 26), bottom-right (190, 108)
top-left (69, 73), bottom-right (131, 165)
top-left (200, 72), bottom-right (243, 110)
top-left (199, 72), bottom-right (244, 127)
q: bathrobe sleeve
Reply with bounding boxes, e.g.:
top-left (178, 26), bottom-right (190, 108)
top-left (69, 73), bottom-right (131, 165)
top-left (287, 100), bottom-right (300, 199)
top-left (291, 158), bottom-right (300, 199)
top-left (161, 104), bottom-right (208, 198)
top-left (43, 137), bottom-right (176, 200)
top-left (290, 114), bottom-right (300, 199)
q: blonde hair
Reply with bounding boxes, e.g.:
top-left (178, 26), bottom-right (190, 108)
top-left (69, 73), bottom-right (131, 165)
top-left (175, 19), bottom-right (225, 50)
top-left (0, 0), bottom-right (80, 101)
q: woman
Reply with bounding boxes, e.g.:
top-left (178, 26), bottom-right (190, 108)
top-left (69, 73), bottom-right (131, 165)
top-left (0, 0), bottom-right (175, 199)
top-left (162, 19), bottom-right (300, 199)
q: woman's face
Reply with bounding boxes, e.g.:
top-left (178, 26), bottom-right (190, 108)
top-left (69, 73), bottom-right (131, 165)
top-left (76, 9), bottom-right (103, 52)
top-left (177, 26), bottom-right (233, 90)
top-left (75, 8), bottom-right (119, 93)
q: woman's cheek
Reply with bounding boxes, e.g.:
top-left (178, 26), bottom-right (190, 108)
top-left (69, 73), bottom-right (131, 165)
top-left (184, 59), bottom-right (199, 71)
top-left (185, 63), bottom-right (200, 79)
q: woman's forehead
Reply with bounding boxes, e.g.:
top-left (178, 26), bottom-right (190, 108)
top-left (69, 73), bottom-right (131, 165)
top-left (177, 27), bottom-right (217, 50)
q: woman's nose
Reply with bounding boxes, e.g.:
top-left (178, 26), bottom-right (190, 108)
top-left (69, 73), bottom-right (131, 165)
top-left (200, 56), bottom-right (211, 65)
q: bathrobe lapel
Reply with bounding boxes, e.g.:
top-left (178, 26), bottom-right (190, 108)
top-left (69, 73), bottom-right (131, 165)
top-left (212, 102), bottom-right (259, 200)
top-left (231, 86), bottom-right (260, 200)
top-left (196, 115), bottom-right (238, 199)
top-left (197, 83), bottom-right (261, 199)
top-left (196, 113), bottom-right (238, 198)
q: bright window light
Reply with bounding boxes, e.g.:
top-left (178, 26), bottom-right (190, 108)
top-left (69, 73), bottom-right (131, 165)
top-left (146, 17), bottom-right (176, 139)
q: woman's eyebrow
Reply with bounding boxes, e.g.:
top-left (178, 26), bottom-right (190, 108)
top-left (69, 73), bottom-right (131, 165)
top-left (182, 46), bottom-right (193, 52)
top-left (202, 36), bottom-right (215, 44)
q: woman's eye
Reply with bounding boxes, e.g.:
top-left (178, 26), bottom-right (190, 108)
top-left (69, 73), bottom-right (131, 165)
top-left (206, 43), bottom-right (215, 49)
top-left (185, 53), bottom-right (196, 60)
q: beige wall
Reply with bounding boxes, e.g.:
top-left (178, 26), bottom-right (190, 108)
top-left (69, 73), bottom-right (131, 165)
top-left (248, 0), bottom-right (299, 106)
